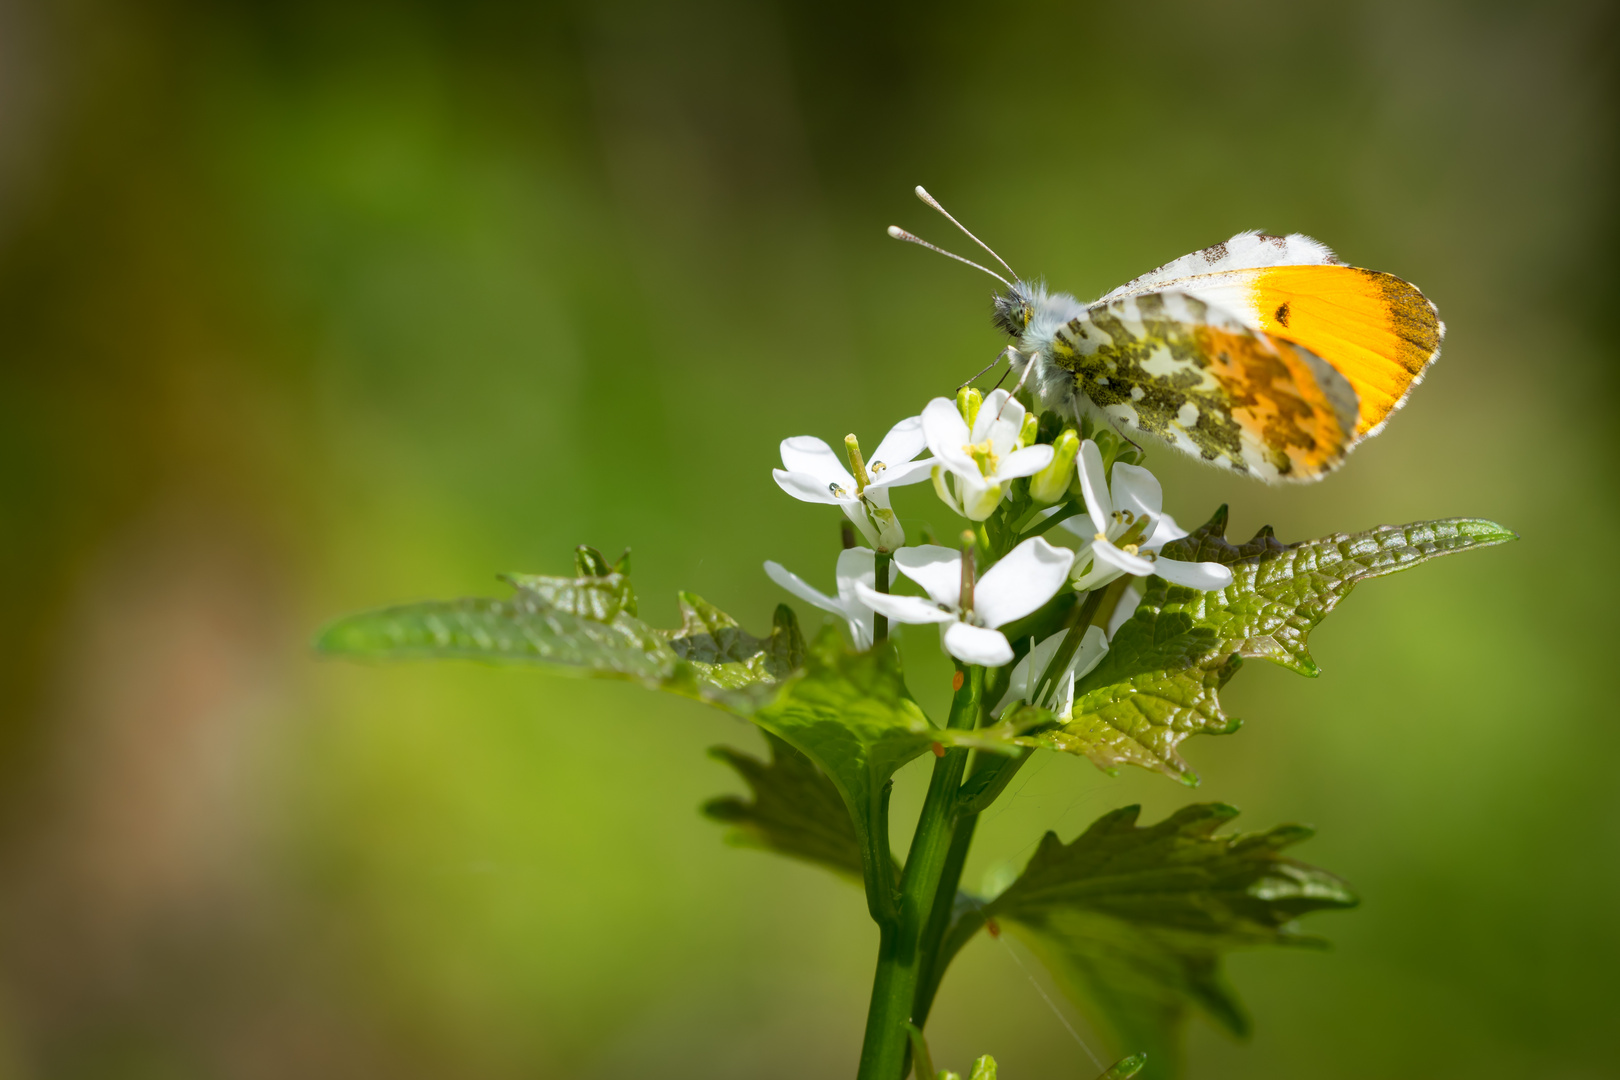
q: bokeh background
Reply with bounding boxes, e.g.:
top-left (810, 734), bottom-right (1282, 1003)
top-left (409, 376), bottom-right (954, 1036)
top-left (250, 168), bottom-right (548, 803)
top-left (1, 0), bottom-right (1616, 1076)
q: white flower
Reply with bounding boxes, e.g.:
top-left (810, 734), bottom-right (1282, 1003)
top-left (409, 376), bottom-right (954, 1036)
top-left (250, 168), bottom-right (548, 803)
top-left (773, 416), bottom-right (935, 551)
top-left (923, 390), bottom-right (1054, 521)
top-left (1063, 440), bottom-right (1234, 592)
top-left (763, 548), bottom-right (878, 648)
top-left (992, 625), bottom-right (1109, 718)
top-left (1106, 583), bottom-right (1141, 639)
top-left (854, 537), bottom-right (1075, 667)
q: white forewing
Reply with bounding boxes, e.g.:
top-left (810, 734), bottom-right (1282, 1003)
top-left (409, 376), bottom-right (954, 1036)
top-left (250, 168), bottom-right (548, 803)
top-left (1098, 230), bottom-right (1340, 305)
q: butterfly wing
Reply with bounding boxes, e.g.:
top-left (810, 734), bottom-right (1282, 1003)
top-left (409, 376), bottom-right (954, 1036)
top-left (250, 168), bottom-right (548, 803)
top-left (1048, 289), bottom-right (1360, 481)
top-left (1100, 231), bottom-right (1444, 438)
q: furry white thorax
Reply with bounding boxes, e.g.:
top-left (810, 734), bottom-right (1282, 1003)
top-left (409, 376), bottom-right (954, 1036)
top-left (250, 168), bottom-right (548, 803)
top-left (1006, 281), bottom-right (1087, 419)
top-left (1006, 230), bottom-right (1343, 423)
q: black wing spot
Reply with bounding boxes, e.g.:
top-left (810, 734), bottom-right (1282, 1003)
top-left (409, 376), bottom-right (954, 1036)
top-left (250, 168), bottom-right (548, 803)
top-left (1274, 302), bottom-right (1291, 328)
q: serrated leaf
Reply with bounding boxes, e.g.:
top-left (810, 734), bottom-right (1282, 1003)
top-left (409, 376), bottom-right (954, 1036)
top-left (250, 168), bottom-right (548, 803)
top-left (498, 571), bottom-right (635, 622)
top-left (703, 732), bottom-right (881, 882)
top-left (315, 578), bottom-right (803, 710)
top-left (742, 629), bottom-right (943, 917)
top-left (665, 592), bottom-right (802, 691)
top-left (976, 803), bottom-right (1355, 1079)
top-left (1022, 512), bottom-right (1514, 781)
top-left (1020, 617), bottom-right (1242, 783)
top-left (1157, 508), bottom-right (1516, 677)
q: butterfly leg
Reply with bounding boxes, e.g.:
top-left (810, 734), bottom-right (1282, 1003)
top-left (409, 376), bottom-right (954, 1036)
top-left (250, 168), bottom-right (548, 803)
top-left (990, 348), bottom-right (1038, 421)
top-left (959, 346), bottom-right (1014, 392)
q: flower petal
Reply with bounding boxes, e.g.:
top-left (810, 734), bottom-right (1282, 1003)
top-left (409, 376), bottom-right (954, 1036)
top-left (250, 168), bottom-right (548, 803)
top-left (974, 537), bottom-right (1076, 628)
top-left (943, 622), bottom-right (1014, 667)
top-left (846, 612), bottom-right (876, 649)
top-left (779, 436), bottom-right (857, 490)
top-left (834, 547), bottom-right (877, 599)
top-left (763, 560), bottom-right (843, 616)
top-left (979, 392), bottom-right (1026, 456)
top-left (852, 583), bottom-right (956, 624)
top-left (1052, 625), bottom-right (1110, 717)
top-left (1072, 561), bottom-right (1124, 593)
top-left (961, 479), bottom-right (1005, 521)
top-left (1106, 584), bottom-right (1141, 639)
top-left (1075, 439), bottom-right (1113, 526)
top-left (993, 631), bottom-right (1068, 715)
top-left (1152, 557), bottom-right (1235, 591)
top-left (867, 456), bottom-right (937, 490)
top-left (892, 545), bottom-right (963, 608)
top-left (1092, 538), bottom-right (1156, 577)
top-left (1059, 512), bottom-right (1101, 540)
top-left (1109, 463), bottom-right (1164, 525)
top-left (996, 444), bottom-right (1054, 481)
top-left (972, 389), bottom-right (1020, 443)
top-left (1071, 624), bottom-right (1109, 681)
top-left (774, 468), bottom-right (854, 506)
top-left (870, 415), bottom-right (927, 469)
top-left (1145, 510), bottom-right (1188, 550)
top-left (922, 398), bottom-right (976, 475)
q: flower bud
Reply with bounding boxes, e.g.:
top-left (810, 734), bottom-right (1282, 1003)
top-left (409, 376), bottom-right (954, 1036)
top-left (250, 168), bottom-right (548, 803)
top-left (1018, 412), bottom-right (1039, 448)
top-left (956, 385), bottom-right (982, 430)
top-left (844, 496), bottom-right (906, 552)
top-left (1030, 429), bottom-right (1079, 504)
top-left (866, 504), bottom-right (906, 551)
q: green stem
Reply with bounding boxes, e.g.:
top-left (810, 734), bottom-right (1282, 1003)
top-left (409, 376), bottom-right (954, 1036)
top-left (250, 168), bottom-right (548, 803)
top-left (1020, 497), bottom-right (1083, 540)
top-left (856, 665), bottom-right (984, 1080)
top-left (873, 552), bottom-right (891, 643)
top-left (913, 749), bottom-right (1029, 1027)
top-left (1034, 587), bottom-right (1105, 705)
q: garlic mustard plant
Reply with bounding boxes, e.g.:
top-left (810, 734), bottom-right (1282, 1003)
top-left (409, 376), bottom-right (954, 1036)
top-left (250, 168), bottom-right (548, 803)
top-left (319, 226), bottom-right (1515, 1080)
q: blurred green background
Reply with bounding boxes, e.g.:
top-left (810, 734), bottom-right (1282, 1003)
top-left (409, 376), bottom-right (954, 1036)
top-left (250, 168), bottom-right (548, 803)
top-left (1, 0), bottom-right (1615, 1076)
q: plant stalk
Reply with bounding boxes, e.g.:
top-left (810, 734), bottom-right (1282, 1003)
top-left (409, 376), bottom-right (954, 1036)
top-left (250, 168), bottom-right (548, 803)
top-left (855, 664), bottom-right (983, 1080)
top-left (873, 552), bottom-right (891, 643)
top-left (912, 750), bottom-right (1027, 1027)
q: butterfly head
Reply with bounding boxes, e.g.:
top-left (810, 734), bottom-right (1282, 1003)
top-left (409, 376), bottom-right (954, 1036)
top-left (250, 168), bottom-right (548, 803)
top-left (991, 282), bottom-right (1039, 338)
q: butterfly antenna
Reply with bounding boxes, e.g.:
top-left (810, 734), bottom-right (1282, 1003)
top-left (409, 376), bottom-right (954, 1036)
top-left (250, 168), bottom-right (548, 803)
top-left (887, 226), bottom-right (1012, 288)
top-left (914, 186), bottom-right (1019, 280)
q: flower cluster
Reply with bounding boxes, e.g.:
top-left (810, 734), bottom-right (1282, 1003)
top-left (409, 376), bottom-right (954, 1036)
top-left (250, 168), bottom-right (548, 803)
top-left (765, 388), bottom-right (1232, 719)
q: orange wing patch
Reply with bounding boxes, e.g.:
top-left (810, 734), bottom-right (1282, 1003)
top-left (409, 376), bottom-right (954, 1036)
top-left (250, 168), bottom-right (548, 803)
top-left (1196, 326), bottom-right (1358, 480)
top-left (1251, 265), bottom-right (1442, 436)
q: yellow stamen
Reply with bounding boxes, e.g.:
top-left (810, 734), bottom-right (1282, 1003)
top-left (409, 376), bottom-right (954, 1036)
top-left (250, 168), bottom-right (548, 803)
top-left (964, 439), bottom-right (1000, 477)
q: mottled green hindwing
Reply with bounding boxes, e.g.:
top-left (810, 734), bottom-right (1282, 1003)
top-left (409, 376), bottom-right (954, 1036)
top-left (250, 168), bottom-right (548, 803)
top-left (1049, 291), bottom-right (1358, 481)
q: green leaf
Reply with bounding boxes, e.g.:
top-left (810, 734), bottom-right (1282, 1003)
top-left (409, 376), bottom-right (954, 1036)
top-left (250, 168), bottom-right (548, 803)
top-left (497, 571), bottom-right (636, 622)
top-left (981, 803), bottom-right (1355, 1079)
top-left (703, 732), bottom-right (879, 882)
top-left (1157, 508), bottom-right (1517, 677)
top-left (743, 629), bottom-right (942, 919)
top-left (1022, 511), bottom-right (1515, 781)
top-left (664, 592), bottom-right (804, 692)
top-left (315, 573), bottom-right (804, 710)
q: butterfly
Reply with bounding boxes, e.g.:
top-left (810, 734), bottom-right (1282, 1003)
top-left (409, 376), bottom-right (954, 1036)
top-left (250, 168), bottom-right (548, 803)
top-left (891, 188), bottom-right (1442, 482)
